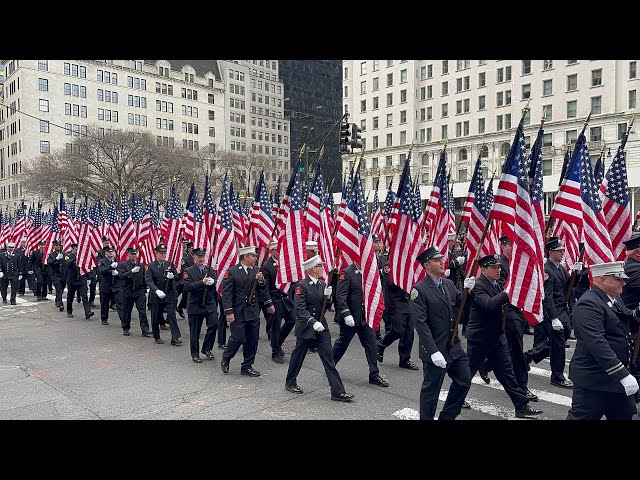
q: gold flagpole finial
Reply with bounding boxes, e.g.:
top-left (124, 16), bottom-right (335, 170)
top-left (318, 145), bottom-right (325, 160)
top-left (628, 115), bottom-right (636, 134)
top-left (443, 137), bottom-right (448, 150)
top-left (600, 140), bottom-right (606, 160)
top-left (583, 112), bottom-right (592, 130)
top-left (298, 143), bottom-right (306, 160)
top-left (541, 105), bottom-right (547, 129)
top-left (521, 98), bottom-right (531, 120)
top-left (407, 141), bottom-right (415, 162)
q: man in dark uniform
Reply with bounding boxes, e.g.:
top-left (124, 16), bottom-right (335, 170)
top-left (284, 254), bottom-right (354, 402)
top-left (333, 260), bottom-right (389, 387)
top-left (377, 259), bottom-right (419, 371)
top-left (176, 241), bottom-right (194, 318)
top-left (411, 246), bottom-right (475, 419)
top-left (220, 245), bottom-right (274, 376)
top-left (64, 244), bottom-right (94, 320)
top-left (304, 241), bottom-right (322, 352)
top-left (0, 242), bottom-right (25, 305)
top-left (145, 245), bottom-right (182, 345)
top-left (47, 240), bottom-right (66, 311)
top-left (621, 233), bottom-right (640, 397)
top-left (262, 241), bottom-right (295, 364)
top-left (183, 248), bottom-right (218, 362)
top-left (27, 240), bottom-right (49, 301)
top-left (373, 234), bottom-right (388, 340)
top-left (117, 247), bottom-right (151, 337)
top-left (525, 238), bottom-right (575, 389)
top-left (447, 233), bottom-right (467, 288)
top-left (96, 246), bottom-right (120, 325)
top-left (14, 238), bottom-right (28, 296)
top-left (567, 261), bottom-right (640, 420)
top-left (466, 253), bottom-right (543, 418)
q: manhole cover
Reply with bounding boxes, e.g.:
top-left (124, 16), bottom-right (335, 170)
top-left (281, 340), bottom-right (297, 354)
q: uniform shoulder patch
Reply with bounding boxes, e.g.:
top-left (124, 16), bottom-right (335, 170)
top-left (224, 271), bottom-right (229, 279)
top-left (383, 265), bottom-right (390, 273)
top-left (295, 285), bottom-right (302, 295)
top-left (410, 288), bottom-right (419, 301)
top-left (339, 271), bottom-right (346, 280)
top-left (183, 271), bottom-right (189, 279)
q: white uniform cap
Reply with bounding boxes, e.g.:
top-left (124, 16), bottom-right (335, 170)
top-left (238, 246), bottom-right (257, 256)
top-left (305, 241), bottom-right (318, 250)
top-left (6, 242), bottom-right (15, 248)
top-left (590, 261), bottom-right (629, 279)
top-left (269, 241), bottom-right (278, 250)
top-left (447, 233), bottom-right (456, 241)
top-left (302, 254), bottom-right (323, 270)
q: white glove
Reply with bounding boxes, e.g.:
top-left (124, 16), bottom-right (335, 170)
top-left (464, 276), bottom-right (476, 290)
top-left (543, 257), bottom-right (548, 265)
top-left (323, 286), bottom-right (332, 297)
top-left (111, 261), bottom-right (118, 268)
top-left (57, 254), bottom-right (64, 260)
top-left (621, 374), bottom-right (639, 396)
top-left (87, 280), bottom-right (91, 287)
top-left (166, 272), bottom-right (174, 279)
top-left (431, 351), bottom-right (447, 369)
top-left (111, 270), bottom-right (119, 276)
top-left (551, 318), bottom-right (563, 331)
top-left (312, 321), bottom-right (325, 332)
top-left (456, 256), bottom-right (466, 265)
top-left (18, 275), bottom-right (23, 281)
top-left (0, 272), bottom-right (4, 278)
top-left (156, 290), bottom-right (166, 299)
top-left (131, 266), bottom-right (141, 273)
top-left (205, 277), bottom-right (215, 286)
top-left (44, 258), bottom-right (48, 265)
top-left (344, 315), bottom-right (355, 327)
top-left (27, 270), bottom-right (33, 275)
top-left (573, 261), bottom-right (583, 272)
top-left (444, 269), bottom-right (451, 278)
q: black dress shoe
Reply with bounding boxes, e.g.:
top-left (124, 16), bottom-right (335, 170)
top-left (201, 349), bottom-right (215, 359)
top-left (10, 300), bottom-right (16, 305)
top-left (141, 331), bottom-right (152, 337)
top-left (285, 383), bottom-right (303, 394)
top-left (218, 343), bottom-right (226, 349)
top-left (101, 320), bottom-right (109, 325)
top-left (67, 313), bottom-right (73, 318)
top-left (89, 303), bottom-right (97, 308)
top-left (176, 307), bottom-right (185, 318)
top-left (76, 297), bottom-right (81, 303)
top-left (461, 401), bottom-right (471, 409)
top-left (331, 392), bottom-right (354, 402)
top-left (524, 389), bottom-right (539, 402)
top-left (272, 355), bottom-right (285, 364)
top-left (192, 356), bottom-right (202, 363)
top-left (109, 305), bottom-right (117, 311)
top-left (171, 338), bottom-right (182, 346)
top-left (550, 378), bottom-right (574, 389)
top-left (85, 312), bottom-right (94, 320)
top-left (309, 346), bottom-right (318, 353)
top-left (221, 357), bottom-right (230, 374)
top-left (123, 330), bottom-right (130, 336)
top-left (515, 404), bottom-right (543, 418)
top-left (479, 371), bottom-right (491, 384)
top-left (155, 338), bottom-right (165, 344)
top-left (399, 360), bottom-right (419, 371)
top-left (369, 375), bottom-right (389, 387)
top-left (160, 324), bottom-right (168, 330)
top-left (2, 300), bottom-right (7, 304)
top-left (241, 367), bottom-right (261, 377)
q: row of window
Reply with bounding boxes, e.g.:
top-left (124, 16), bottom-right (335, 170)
top-left (249, 78), bottom-right (282, 95)
top-left (250, 132), bottom-right (289, 144)
top-left (127, 114), bottom-right (148, 127)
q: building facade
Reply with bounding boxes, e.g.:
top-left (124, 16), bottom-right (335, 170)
top-left (0, 59), bottom-right (290, 209)
top-left (341, 60), bottom-right (640, 214)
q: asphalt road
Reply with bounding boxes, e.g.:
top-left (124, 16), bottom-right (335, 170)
top-left (0, 291), bottom-right (579, 420)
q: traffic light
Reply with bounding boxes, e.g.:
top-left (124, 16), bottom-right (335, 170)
top-left (350, 123), bottom-right (363, 150)
top-left (339, 120), bottom-right (351, 153)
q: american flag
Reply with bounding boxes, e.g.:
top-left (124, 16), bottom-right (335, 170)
top-left (0, 209), bottom-right (11, 247)
top-left (27, 203), bottom-right (44, 253)
top-left (87, 200), bottom-right (103, 262)
top-left (305, 161), bottom-right (325, 237)
top-left (183, 183), bottom-right (196, 242)
top-left (336, 168), bottom-right (353, 234)
top-left (484, 175), bottom-right (501, 254)
top-left (118, 190), bottom-right (136, 262)
top-left (213, 174), bottom-right (238, 295)
top-left (185, 185), bottom-right (206, 250)
top-left (106, 193), bottom-right (120, 251)
top-left (202, 176), bottom-right (217, 264)
top-left (76, 199), bottom-right (95, 276)
top-left (249, 170), bottom-right (275, 250)
top-left (491, 118), bottom-right (543, 325)
top-left (275, 171), bottom-right (296, 235)
top-left (342, 168), bottom-right (384, 330)
top-left (431, 158), bottom-right (454, 271)
top-left (276, 160), bottom-right (306, 292)
top-left (599, 132), bottom-right (631, 261)
top-left (12, 202), bottom-right (26, 245)
top-left (425, 150), bottom-right (446, 232)
top-left (137, 192), bottom-right (153, 266)
top-left (528, 128), bottom-right (547, 287)
top-left (229, 184), bottom-right (246, 246)
top-left (161, 186), bottom-right (183, 268)
top-left (594, 155), bottom-right (605, 187)
top-left (462, 155), bottom-right (482, 225)
top-left (388, 159), bottom-right (422, 293)
top-left (319, 191), bottom-right (336, 282)
top-left (382, 184), bottom-right (395, 248)
top-left (370, 181), bottom-right (384, 238)
top-left (465, 153), bottom-right (489, 278)
top-left (58, 194), bottom-right (74, 252)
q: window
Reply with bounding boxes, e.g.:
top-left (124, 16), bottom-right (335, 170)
top-left (441, 124), bottom-right (448, 140)
top-left (567, 60), bottom-right (578, 65)
top-left (441, 103), bottom-right (448, 118)
top-left (372, 77), bottom-right (379, 91)
top-left (387, 60), bottom-right (394, 67)
top-left (361, 119), bottom-right (367, 131)
top-left (500, 143), bottom-right (510, 157)
top-left (631, 61), bottom-right (637, 79)
top-left (372, 136), bottom-right (379, 149)
top-left (387, 73), bottom-right (393, 87)
top-left (38, 60), bottom-right (48, 71)
top-left (542, 133), bottom-right (553, 147)
top-left (544, 104), bottom-right (552, 121)
top-left (39, 99), bottom-right (49, 112)
top-left (542, 79), bottom-right (553, 97)
top-left (372, 157), bottom-right (379, 169)
top-left (456, 122), bottom-right (462, 137)
top-left (420, 66), bottom-right (427, 80)
top-left (426, 127), bottom-right (432, 142)
top-left (458, 168), bottom-right (467, 182)
top-left (442, 61), bottom-right (448, 74)
top-left (566, 129), bottom-right (577, 145)
top-left (373, 116), bottom-right (379, 129)
top-left (618, 123), bottom-right (628, 140)
top-left (630, 90), bottom-right (637, 109)
top-left (427, 85), bottom-right (432, 99)
top-left (442, 81), bottom-right (448, 96)
top-left (360, 61), bottom-right (367, 75)
top-left (386, 113), bottom-right (393, 127)
top-left (344, 86), bottom-right (348, 98)
top-left (497, 91), bottom-right (504, 107)
top-left (523, 110), bottom-right (531, 126)
top-left (373, 60), bottom-right (379, 71)
top-left (427, 106), bottom-right (432, 120)
top-left (478, 95), bottom-right (486, 111)
top-left (566, 100), bottom-right (577, 119)
top-left (497, 66), bottom-right (511, 83)
top-left (505, 113), bottom-right (511, 129)
top-left (400, 89), bottom-right (407, 103)
top-left (567, 74), bottom-right (578, 91)
top-left (360, 81), bottom-right (366, 95)
top-left (590, 126), bottom-right (602, 142)
top-left (591, 69), bottom-right (602, 87)
top-left (478, 118), bottom-right (485, 134)
top-left (39, 120), bottom-right (49, 133)
top-left (386, 93), bottom-right (393, 106)
top-left (427, 64), bottom-right (433, 78)
top-left (497, 115), bottom-right (504, 131)
top-left (478, 72), bottom-right (486, 88)
top-left (400, 131), bottom-right (407, 144)
top-left (400, 69), bottom-right (407, 83)
top-left (400, 110), bottom-right (407, 124)
top-left (506, 90), bottom-right (511, 105)
top-left (591, 96), bottom-right (602, 115)
top-left (343, 67), bottom-right (348, 80)
top-left (456, 100), bottom-right (462, 115)
top-left (543, 60), bottom-right (553, 70)
top-left (522, 60), bottom-right (532, 75)
top-left (373, 97), bottom-right (379, 109)
top-left (522, 83), bottom-right (531, 100)
top-left (40, 140), bottom-right (50, 154)
top-left (38, 78), bottom-right (48, 91)
top-left (360, 99), bottom-right (367, 113)
top-left (386, 133), bottom-right (392, 147)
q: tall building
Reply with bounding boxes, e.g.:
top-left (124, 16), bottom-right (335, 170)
top-left (0, 59), bottom-right (290, 209)
top-left (279, 60), bottom-right (343, 192)
top-left (342, 60), bottom-right (640, 215)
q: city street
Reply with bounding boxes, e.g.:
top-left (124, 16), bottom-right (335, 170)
top-left (0, 292), bottom-right (578, 420)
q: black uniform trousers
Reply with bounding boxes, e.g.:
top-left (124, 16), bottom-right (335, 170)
top-left (269, 301), bottom-right (295, 357)
top-left (216, 298), bottom-right (227, 347)
top-left (151, 302), bottom-right (181, 341)
top-left (566, 386), bottom-right (638, 420)
top-left (50, 275), bottom-right (64, 306)
top-left (67, 283), bottom-right (91, 316)
top-left (467, 340), bottom-right (529, 410)
top-left (379, 311), bottom-right (414, 364)
top-left (285, 330), bottom-right (346, 396)
top-left (122, 293), bottom-right (150, 332)
top-left (332, 323), bottom-right (380, 379)
top-left (0, 279), bottom-right (19, 302)
top-left (527, 319), bottom-right (566, 382)
top-left (34, 270), bottom-right (48, 299)
top-left (505, 318), bottom-right (528, 389)
top-left (420, 354), bottom-right (471, 420)
top-left (223, 319), bottom-right (260, 368)
top-left (99, 288), bottom-right (116, 321)
top-left (18, 275), bottom-right (26, 295)
top-left (87, 270), bottom-right (97, 304)
top-left (189, 311), bottom-right (217, 358)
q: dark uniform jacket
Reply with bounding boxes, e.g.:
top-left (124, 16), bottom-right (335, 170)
top-left (221, 263), bottom-right (271, 322)
top-left (466, 274), bottom-right (511, 345)
top-left (178, 254), bottom-right (195, 284)
top-left (182, 264), bottom-right (218, 314)
top-left (411, 275), bottom-right (464, 364)
top-left (294, 275), bottom-right (329, 340)
top-left (0, 251), bottom-right (26, 280)
top-left (117, 260), bottom-right (146, 297)
top-left (379, 255), bottom-right (411, 314)
top-left (27, 249), bottom-right (45, 273)
top-left (64, 252), bottom-right (87, 285)
top-left (498, 254), bottom-right (526, 324)
top-left (262, 256), bottom-right (294, 312)
top-left (145, 260), bottom-right (178, 304)
top-left (47, 251), bottom-right (65, 278)
top-left (336, 264), bottom-right (366, 326)
top-left (621, 258), bottom-right (640, 311)
top-left (543, 260), bottom-right (571, 322)
top-left (449, 250), bottom-right (466, 286)
top-left (97, 257), bottom-right (120, 291)
top-left (569, 286), bottom-right (639, 393)
top-left (574, 268), bottom-right (591, 302)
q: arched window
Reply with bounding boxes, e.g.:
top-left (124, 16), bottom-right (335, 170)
top-left (481, 144), bottom-right (489, 158)
top-left (500, 142), bottom-right (510, 157)
top-left (421, 153), bottom-right (429, 166)
top-left (458, 148), bottom-right (468, 162)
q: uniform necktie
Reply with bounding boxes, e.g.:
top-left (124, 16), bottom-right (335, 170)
top-left (161, 261), bottom-right (165, 269)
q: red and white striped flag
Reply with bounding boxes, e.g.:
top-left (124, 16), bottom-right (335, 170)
top-left (118, 190), bottom-right (136, 262)
top-left (160, 186), bottom-right (183, 268)
top-left (249, 171), bottom-right (275, 250)
top-left (214, 175), bottom-right (239, 295)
